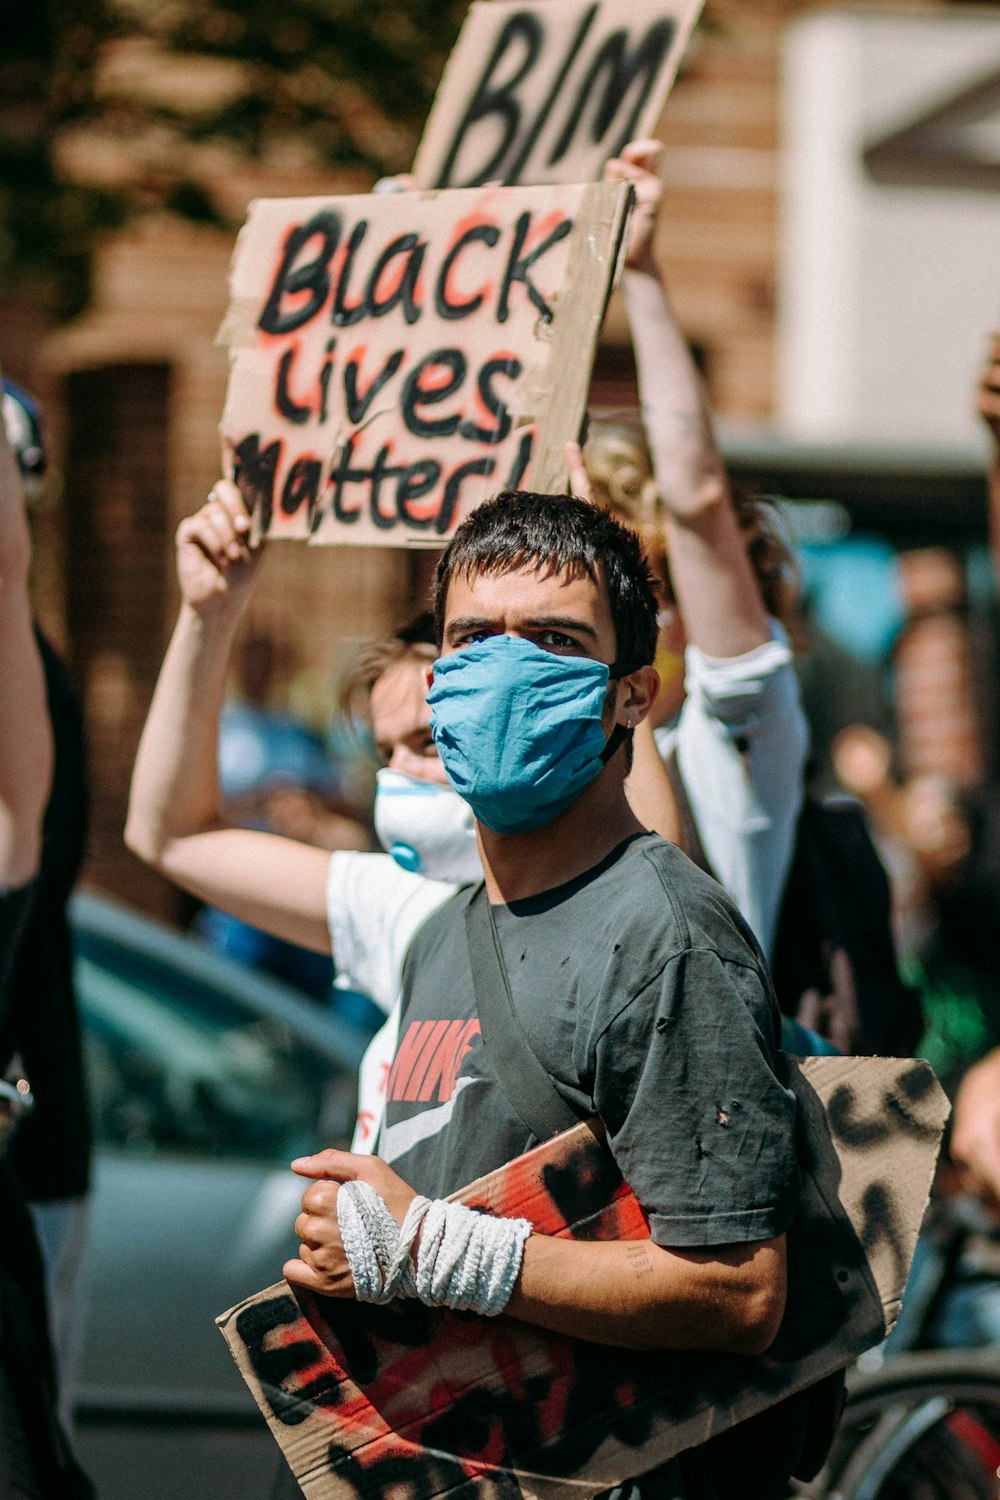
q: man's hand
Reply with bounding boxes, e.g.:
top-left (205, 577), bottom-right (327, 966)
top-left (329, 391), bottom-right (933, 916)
top-left (604, 139), bottom-right (664, 274)
top-left (565, 439), bottom-right (592, 502)
top-left (176, 480), bottom-right (263, 617)
top-left (284, 1150), bottom-right (419, 1297)
top-left (977, 331), bottom-right (1000, 448)
top-left (950, 1048), bottom-right (1000, 1211)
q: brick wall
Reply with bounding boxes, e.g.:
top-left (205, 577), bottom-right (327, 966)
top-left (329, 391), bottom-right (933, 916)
top-left (63, 363), bottom-right (175, 914)
top-left (34, 216), bottom-right (416, 913)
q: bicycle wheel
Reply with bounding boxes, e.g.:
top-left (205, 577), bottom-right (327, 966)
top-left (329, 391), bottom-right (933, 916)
top-left (802, 1350), bottom-right (1000, 1500)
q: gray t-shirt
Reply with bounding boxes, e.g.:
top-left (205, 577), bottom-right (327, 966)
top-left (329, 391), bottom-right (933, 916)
top-left (381, 834), bottom-right (803, 1500)
top-left (382, 833), bottom-right (798, 1249)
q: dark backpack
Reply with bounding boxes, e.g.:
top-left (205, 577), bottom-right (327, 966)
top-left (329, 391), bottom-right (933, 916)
top-left (664, 753), bottom-right (923, 1058)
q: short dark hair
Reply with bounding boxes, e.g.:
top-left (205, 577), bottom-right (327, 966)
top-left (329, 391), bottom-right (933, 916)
top-left (433, 490), bottom-right (658, 666)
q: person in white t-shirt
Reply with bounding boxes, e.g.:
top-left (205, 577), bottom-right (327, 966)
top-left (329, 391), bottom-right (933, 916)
top-left (126, 563), bottom-right (475, 1149)
top-left (330, 618), bottom-right (481, 1147)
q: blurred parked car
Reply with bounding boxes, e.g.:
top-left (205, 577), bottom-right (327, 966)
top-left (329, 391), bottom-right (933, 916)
top-left (67, 892), bottom-right (371, 1500)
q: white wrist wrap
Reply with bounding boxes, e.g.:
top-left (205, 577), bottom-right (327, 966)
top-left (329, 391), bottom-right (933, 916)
top-left (336, 1180), bottom-right (531, 1316)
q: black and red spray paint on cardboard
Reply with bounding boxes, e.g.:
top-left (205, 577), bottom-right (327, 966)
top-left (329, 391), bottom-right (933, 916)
top-left (412, 0), bottom-right (705, 190)
top-left (219, 182), bottom-right (632, 546)
top-left (218, 1056), bottom-right (947, 1500)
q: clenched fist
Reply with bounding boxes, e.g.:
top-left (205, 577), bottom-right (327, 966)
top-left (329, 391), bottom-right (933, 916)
top-left (175, 480), bottom-right (263, 615)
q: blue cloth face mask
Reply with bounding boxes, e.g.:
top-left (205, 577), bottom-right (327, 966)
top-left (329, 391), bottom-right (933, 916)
top-left (427, 635), bottom-right (633, 835)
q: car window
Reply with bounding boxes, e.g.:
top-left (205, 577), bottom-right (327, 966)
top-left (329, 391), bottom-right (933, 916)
top-left (75, 934), bottom-right (357, 1163)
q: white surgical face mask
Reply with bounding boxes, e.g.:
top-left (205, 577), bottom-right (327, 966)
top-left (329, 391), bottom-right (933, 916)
top-left (373, 768), bottom-right (482, 884)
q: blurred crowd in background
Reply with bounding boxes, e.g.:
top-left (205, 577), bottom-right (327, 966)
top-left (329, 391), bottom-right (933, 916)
top-left (2, 1), bottom-right (1000, 1495)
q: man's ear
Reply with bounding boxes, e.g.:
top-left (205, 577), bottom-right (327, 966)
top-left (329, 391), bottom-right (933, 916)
top-left (618, 665), bottom-right (659, 726)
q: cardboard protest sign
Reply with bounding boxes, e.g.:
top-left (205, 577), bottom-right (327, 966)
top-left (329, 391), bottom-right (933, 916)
top-left (412, 0), bottom-right (705, 190)
top-left (218, 181), bottom-right (632, 546)
top-left (218, 1056), bottom-right (947, 1500)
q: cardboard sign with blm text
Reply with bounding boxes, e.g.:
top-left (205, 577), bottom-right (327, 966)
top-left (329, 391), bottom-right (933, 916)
top-left (412, 0), bottom-right (705, 190)
top-left (218, 1055), bottom-right (947, 1500)
top-left (218, 181), bottom-right (632, 547)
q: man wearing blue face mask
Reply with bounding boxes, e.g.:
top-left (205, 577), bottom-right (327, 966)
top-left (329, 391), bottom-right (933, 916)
top-left (281, 489), bottom-right (808, 1500)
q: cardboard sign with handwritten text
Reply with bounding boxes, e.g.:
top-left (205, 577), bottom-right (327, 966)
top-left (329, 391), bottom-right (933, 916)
top-left (413, 0), bottom-right (705, 190)
top-left (218, 1056), bottom-right (947, 1500)
top-left (218, 181), bottom-right (631, 547)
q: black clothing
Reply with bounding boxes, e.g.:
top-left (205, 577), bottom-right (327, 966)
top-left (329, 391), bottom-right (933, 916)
top-left (5, 633), bottom-right (90, 1201)
top-left (0, 884), bottom-right (34, 999)
top-left (0, 634), bottom-right (94, 1499)
top-left (0, 884), bottom-right (92, 1498)
top-left (0, 1167), bottom-right (92, 1499)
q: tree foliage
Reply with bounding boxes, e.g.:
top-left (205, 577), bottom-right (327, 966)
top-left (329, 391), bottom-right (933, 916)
top-left (0, 0), bottom-right (466, 319)
top-left (133, 0), bottom-right (465, 170)
top-left (0, 0), bottom-right (126, 318)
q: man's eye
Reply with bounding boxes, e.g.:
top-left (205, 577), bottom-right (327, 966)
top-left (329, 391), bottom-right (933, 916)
top-left (537, 630), bottom-right (579, 651)
top-left (458, 629), bottom-right (491, 645)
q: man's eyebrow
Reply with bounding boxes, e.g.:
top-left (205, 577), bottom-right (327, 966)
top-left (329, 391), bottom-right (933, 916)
top-left (526, 615), bottom-right (599, 640)
top-left (444, 614), bottom-right (599, 643)
top-left (444, 616), bottom-right (496, 642)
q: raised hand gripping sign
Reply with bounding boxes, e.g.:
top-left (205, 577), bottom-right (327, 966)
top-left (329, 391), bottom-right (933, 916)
top-left (412, 0), bottom-right (705, 190)
top-left (218, 181), bottom-right (632, 547)
top-left (218, 1056), bottom-right (948, 1500)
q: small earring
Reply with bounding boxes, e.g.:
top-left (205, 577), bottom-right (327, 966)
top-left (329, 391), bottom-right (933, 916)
top-left (626, 718), bottom-right (632, 729)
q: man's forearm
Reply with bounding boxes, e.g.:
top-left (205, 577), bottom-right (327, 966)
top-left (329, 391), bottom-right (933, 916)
top-left (950, 1045), bottom-right (1000, 1207)
top-left (623, 264), bottom-right (769, 659)
top-left (623, 262), bottom-right (728, 522)
top-left (285, 1151), bottom-right (788, 1351)
top-left (506, 1229), bottom-right (786, 1354)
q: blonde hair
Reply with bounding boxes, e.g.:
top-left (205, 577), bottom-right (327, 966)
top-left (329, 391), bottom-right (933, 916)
top-left (339, 612), bottom-right (436, 726)
top-left (581, 416), bottom-right (799, 633)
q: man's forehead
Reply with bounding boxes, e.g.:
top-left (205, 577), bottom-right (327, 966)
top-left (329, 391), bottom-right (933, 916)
top-left (444, 560), bottom-right (611, 624)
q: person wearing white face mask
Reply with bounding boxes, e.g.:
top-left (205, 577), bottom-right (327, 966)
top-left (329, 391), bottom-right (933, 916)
top-left (373, 770), bottom-right (481, 883)
top-left (334, 620), bottom-right (484, 1149)
top-left (345, 618), bottom-right (482, 889)
top-left (347, 768), bottom-right (482, 1149)
top-left (127, 581), bottom-right (481, 1155)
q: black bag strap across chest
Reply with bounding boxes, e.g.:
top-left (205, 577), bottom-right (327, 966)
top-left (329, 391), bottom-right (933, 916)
top-left (662, 743), bottom-right (715, 875)
top-left (464, 883), bottom-right (580, 1142)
